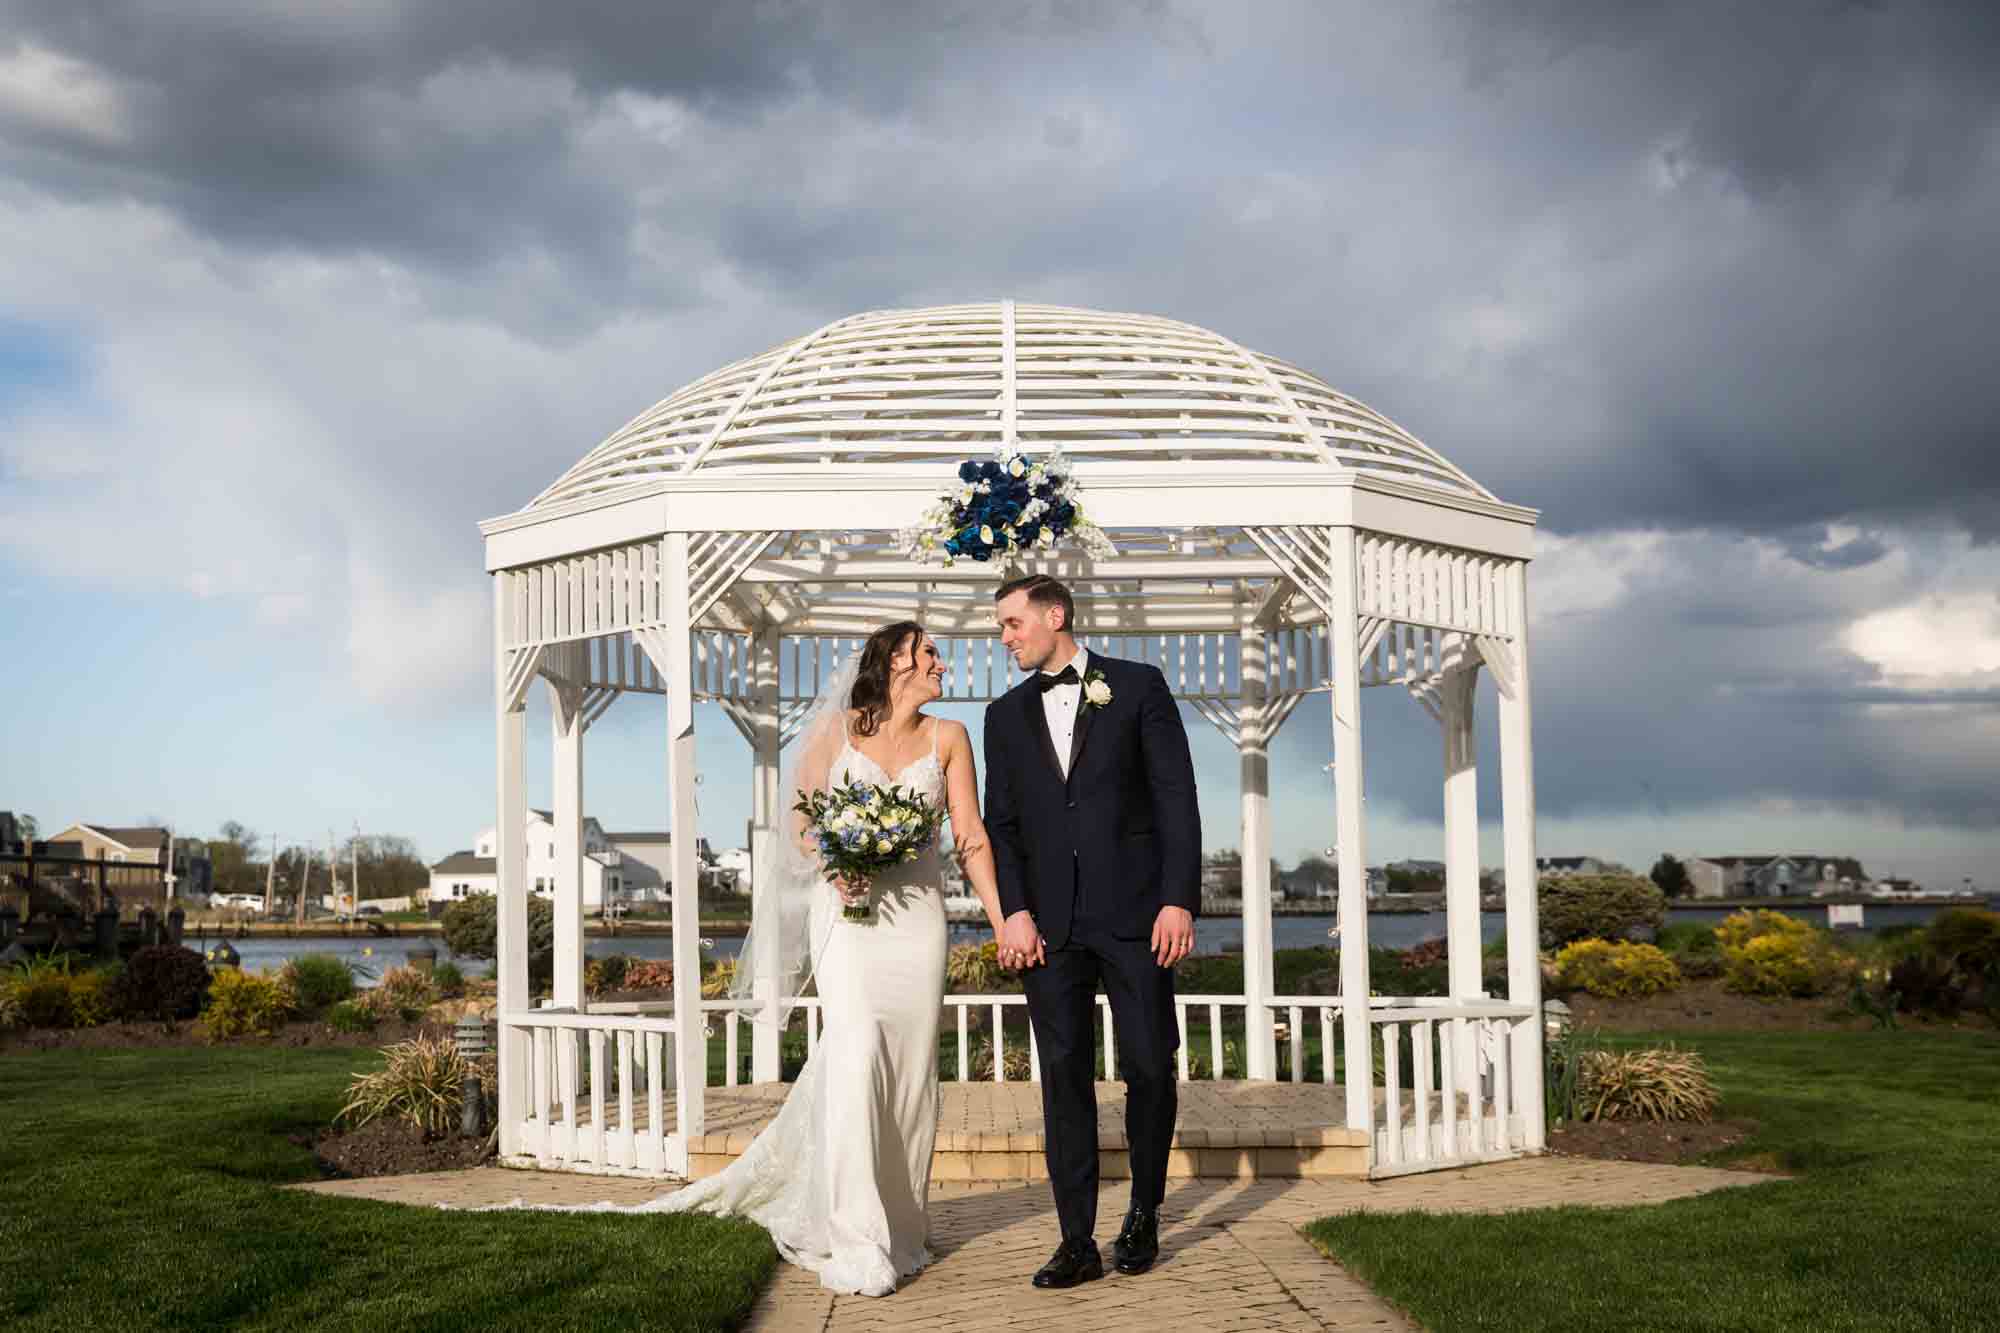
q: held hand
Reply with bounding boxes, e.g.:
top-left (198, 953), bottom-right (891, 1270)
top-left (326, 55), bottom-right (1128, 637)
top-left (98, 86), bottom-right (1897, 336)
top-left (998, 910), bottom-right (1045, 970)
top-left (831, 873), bottom-right (872, 906)
top-left (1151, 905), bottom-right (1195, 968)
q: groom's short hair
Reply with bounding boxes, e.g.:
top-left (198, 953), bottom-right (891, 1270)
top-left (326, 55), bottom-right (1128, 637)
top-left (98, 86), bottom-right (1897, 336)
top-left (995, 573), bottom-right (1074, 631)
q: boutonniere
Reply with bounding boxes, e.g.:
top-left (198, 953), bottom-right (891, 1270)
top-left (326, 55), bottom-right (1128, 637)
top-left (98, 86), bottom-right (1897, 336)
top-left (1081, 668), bottom-right (1113, 712)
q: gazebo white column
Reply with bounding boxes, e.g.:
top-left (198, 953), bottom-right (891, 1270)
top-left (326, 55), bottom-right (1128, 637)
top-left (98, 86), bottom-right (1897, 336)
top-left (662, 533), bottom-right (708, 1142)
top-left (1326, 528), bottom-right (1374, 1136)
top-left (493, 579), bottom-right (529, 1158)
top-left (1237, 625), bottom-right (1277, 1081)
top-left (1439, 661), bottom-right (1482, 1095)
top-left (551, 676), bottom-right (586, 1011)
top-left (1496, 560), bottom-right (1544, 1150)
top-left (747, 623), bottom-right (784, 1082)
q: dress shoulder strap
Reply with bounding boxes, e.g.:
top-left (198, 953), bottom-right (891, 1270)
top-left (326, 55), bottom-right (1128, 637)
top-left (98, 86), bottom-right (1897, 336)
top-left (928, 715), bottom-right (942, 758)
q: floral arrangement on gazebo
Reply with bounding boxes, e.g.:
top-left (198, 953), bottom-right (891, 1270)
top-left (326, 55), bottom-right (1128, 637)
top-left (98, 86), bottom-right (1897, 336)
top-left (897, 445), bottom-right (1116, 565)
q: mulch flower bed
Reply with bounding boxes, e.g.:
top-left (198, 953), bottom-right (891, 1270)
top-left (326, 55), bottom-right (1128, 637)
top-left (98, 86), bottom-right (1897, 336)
top-left (0, 1016), bottom-right (440, 1054)
top-left (1562, 979), bottom-right (1866, 1033)
top-left (1549, 1116), bottom-right (1762, 1167)
top-left (303, 1118), bottom-right (495, 1178)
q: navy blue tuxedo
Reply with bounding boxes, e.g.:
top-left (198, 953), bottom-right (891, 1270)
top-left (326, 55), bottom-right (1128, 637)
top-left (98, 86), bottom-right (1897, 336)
top-left (982, 653), bottom-right (1201, 947)
top-left (981, 651), bottom-right (1201, 1242)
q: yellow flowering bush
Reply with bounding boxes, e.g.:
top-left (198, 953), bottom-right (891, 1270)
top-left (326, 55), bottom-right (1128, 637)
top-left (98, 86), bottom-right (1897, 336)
top-left (1553, 939), bottom-right (1683, 998)
top-left (1726, 932), bottom-right (1854, 997)
top-left (1714, 909), bottom-right (1812, 954)
top-left (203, 967), bottom-right (295, 1039)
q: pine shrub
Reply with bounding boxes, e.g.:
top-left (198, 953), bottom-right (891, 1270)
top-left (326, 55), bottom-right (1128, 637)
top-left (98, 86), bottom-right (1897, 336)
top-left (1538, 874), bottom-right (1667, 948)
top-left (279, 953), bottom-right (357, 1012)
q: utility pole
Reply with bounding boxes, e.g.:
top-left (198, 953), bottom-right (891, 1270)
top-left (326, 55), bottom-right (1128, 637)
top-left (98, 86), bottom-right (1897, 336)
top-left (263, 833), bottom-right (277, 915)
top-left (350, 822), bottom-right (362, 915)
top-left (296, 844), bottom-right (309, 928)
top-left (163, 823), bottom-right (178, 903)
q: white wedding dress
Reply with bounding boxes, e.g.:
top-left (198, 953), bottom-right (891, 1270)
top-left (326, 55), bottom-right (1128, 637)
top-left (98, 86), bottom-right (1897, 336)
top-left (609, 721), bottom-right (950, 1296)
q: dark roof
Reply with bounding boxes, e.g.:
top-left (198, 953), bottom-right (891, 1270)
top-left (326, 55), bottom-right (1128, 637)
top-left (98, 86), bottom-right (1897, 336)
top-left (430, 851), bottom-right (497, 875)
top-left (82, 825), bottom-right (169, 853)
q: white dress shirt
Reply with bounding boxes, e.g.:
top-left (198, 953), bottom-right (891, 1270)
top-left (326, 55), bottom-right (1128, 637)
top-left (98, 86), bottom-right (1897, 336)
top-left (1039, 646), bottom-right (1088, 780)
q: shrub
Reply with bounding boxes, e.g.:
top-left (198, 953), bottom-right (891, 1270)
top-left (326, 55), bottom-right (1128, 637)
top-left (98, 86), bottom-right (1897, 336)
top-left (0, 984), bottom-right (22, 1032)
top-left (116, 945), bottom-right (212, 1021)
top-left (325, 999), bottom-right (379, 1034)
top-left (968, 1038), bottom-right (1033, 1082)
top-left (203, 967), bottom-right (294, 1039)
top-left (431, 961), bottom-right (466, 999)
top-left (1724, 930), bottom-right (1853, 998)
top-left (440, 894), bottom-right (554, 984)
top-left (337, 1032), bottom-right (471, 1138)
top-left (946, 941), bottom-right (1008, 993)
top-left (67, 971), bottom-right (116, 1027)
top-left (623, 959), bottom-right (673, 990)
top-left (280, 953), bottom-right (357, 1012)
top-left (1553, 940), bottom-right (1683, 998)
top-left (1715, 908), bottom-right (1812, 954)
top-left (1402, 937), bottom-right (1450, 969)
top-left (1926, 909), bottom-right (2000, 974)
top-left (1576, 1046), bottom-right (1719, 1122)
top-left (360, 965), bottom-right (437, 1021)
top-left (1538, 874), bottom-right (1666, 948)
top-left (584, 954), bottom-right (634, 998)
top-left (7, 957), bottom-right (112, 1028)
top-left (702, 957), bottom-right (739, 999)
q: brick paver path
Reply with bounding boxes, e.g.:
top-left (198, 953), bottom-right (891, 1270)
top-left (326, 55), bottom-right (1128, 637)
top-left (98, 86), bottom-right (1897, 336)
top-left (297, 1156), bottom-right (1770, 1330)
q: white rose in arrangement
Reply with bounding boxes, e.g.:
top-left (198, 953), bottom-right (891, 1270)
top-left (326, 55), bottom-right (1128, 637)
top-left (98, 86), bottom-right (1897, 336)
top-left (1009, 456), bottom-right (1025, 477)
top-left (1085, 679), bottom-right (1113, 707)
top-left (876, 838), bottom-right (893, 854)
top-left (979, 524), bottom-right (995, 544)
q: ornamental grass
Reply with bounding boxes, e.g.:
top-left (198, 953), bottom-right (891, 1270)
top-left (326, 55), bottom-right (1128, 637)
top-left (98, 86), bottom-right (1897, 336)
top-left (336, 1031), bottom-right (471, 1138)
top-left (1576, 1045), bottom-right (1720, 1123)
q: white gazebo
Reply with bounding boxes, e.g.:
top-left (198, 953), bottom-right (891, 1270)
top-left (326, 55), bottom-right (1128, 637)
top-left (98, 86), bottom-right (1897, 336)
top-left (480, 302), bottom-right (1542, 1180)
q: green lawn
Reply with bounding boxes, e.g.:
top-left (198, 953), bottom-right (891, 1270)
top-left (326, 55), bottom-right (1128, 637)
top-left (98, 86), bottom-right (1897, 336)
top-left (1306, 1028), bottom-right (2000, 1332)
top-left (0, 1046), bottom-right (775, 1332)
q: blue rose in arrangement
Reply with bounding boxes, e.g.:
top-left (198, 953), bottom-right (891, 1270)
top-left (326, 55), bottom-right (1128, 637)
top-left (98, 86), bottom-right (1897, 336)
top-left (898, 443), bottom-right (1116, 567)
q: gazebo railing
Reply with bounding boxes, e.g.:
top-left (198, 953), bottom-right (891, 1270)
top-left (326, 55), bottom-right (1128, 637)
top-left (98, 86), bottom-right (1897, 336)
top-left (500, 991), bottom-right (1537, 1178)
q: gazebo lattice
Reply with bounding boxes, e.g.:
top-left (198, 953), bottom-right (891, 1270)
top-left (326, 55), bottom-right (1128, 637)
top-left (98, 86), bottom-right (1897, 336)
top-left (480, 302), bottom-right (1542, 1180)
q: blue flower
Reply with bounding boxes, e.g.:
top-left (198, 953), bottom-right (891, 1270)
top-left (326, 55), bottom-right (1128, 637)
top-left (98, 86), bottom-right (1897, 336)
top-left (979, 459), bottom-right (1002, 481)
top-left (958, 460), bottom-right (982, 483)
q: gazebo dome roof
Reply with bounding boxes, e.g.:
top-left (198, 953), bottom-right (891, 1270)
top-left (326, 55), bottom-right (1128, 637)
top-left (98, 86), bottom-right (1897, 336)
top-left (527, 302), bottom-right (1490, 512)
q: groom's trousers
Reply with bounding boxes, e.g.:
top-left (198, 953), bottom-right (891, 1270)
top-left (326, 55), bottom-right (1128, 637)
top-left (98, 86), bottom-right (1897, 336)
top-left (1023, 918), bottom-right (1179, 1243)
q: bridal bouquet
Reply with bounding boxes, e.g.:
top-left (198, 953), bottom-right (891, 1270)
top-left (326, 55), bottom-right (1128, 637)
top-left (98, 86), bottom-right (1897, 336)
top-left (794, 780), bottom-right (947, 921)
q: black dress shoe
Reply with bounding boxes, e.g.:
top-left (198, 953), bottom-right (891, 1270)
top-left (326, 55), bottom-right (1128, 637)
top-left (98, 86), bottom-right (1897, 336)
top-left (1111, 1205), bottom-right (1160, 1274)
top-left (1032, 1238), bottom-right (1104, 1289)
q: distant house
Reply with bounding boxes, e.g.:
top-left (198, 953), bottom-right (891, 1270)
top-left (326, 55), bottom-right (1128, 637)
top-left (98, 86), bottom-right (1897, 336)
top-left (1687, 855), bottom-right (1869, 899)
top-left (427, 812), bottom-right (721, 910)
top-left (41, 824), bottom-right (212, 900)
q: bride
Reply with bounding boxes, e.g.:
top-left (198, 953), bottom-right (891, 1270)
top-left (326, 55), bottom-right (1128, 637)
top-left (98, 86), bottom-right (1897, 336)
top-left (543, 620), bottom-right (1007, 1297)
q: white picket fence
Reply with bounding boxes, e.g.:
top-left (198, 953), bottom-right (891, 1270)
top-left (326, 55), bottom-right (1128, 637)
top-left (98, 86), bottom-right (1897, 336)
top-left (499, 992), bottom-right (1537, 1178)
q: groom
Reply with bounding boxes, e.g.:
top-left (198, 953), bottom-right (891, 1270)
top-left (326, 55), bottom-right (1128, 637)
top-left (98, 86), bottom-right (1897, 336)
top-left (983, 574), bottom-right (1200, 1288)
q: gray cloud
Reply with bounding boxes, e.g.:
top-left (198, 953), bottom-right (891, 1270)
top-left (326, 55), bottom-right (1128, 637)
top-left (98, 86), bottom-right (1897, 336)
top-left (3, 0), bottom-right (1997, 852)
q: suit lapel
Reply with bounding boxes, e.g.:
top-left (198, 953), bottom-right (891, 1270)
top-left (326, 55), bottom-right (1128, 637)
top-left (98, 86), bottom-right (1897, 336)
top-left (1065, 664), bottom-right (1099, 785)
top-left (1025, 685), bottom-right (1065, 783)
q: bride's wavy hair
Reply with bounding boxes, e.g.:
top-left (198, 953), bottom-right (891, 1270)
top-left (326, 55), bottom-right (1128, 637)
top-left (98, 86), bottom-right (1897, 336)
top-left (847, 621), bottom-right (928, 738)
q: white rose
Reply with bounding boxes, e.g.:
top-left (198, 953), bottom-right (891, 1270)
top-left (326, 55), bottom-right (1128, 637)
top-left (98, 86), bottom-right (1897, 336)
top-left (979, 524), bottom-right (994, 544)
top-left (876, 838), bottom-right (893, 854)
top-left (1009, 457), bottom-right (1025, 477)
top-left (1085, 680), bottom-right (1113, 707)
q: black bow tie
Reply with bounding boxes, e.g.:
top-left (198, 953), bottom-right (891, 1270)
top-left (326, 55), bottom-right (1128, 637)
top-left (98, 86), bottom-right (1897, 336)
top-left (1036, 665), bottom-right (1080, 693)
